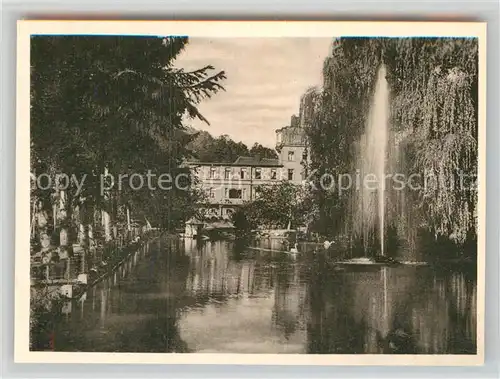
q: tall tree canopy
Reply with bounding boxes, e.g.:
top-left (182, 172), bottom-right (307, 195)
top-left (236, 182), bottom-right (309, 230)
top-left (31, 36), bottom-right (226, 236)
top-left (186, 131), bottom-right (278, 162)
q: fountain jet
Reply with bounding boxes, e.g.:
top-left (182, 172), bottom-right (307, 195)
top-left (353, 64), bottom-right (390, 256)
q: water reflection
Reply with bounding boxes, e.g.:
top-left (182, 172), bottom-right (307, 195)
top-left (52, 237), bottom-right (477, 354)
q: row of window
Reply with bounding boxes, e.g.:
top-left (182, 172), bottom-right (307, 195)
top-left (209, 188), bottom-right (246, 199)
top-left (208, 168), bottom-right (294, 181)
top-left (209, 182), bottom-right (301, 200)
top-left (205, 207), bottom-right (234, 216)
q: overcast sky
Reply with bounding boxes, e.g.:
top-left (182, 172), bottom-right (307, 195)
top-left (175, 38), bottom-right (332, 148)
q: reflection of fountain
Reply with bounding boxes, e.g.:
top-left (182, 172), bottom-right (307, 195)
top-left (353, 65), bottom-right (391, 256)
top-left (382, 267), bottom-right (389, 337)
top-left (352, 268), bottom-right (394, 350)
top-left (305, 262), bottom-right (478, 354)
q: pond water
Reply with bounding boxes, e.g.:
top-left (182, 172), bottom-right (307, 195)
top-left (51, 236), bottom-right (477, 354)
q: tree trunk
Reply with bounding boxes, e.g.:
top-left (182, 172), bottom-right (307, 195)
top-left (102, 209), bottom-right (112, 242)
top-left (102, 167), bottom-right (113, 242)
top-left (127, 206), bottom-right (131, 232)
top-left (287, 209), bottom-right (293, 230)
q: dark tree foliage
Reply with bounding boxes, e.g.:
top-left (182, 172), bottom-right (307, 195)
top-left (187, 131), bottom-right (278, 163)
top-left (31, 36), bottom-right (226, 238)
top-left (249, 143), bottom-right (279, 160)
top-left (236, 182), bottom-right (309, 230)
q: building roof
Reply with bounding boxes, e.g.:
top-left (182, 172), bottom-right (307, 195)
top-left (204, 220), bottom-right (235, 230)
top-left (232, 156), bottom-right (280, 167)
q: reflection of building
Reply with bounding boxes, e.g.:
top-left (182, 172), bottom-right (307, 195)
top-left (185, 115), bottom-right (308, 219)
top-left (183, 239), bottom-right (309, 349)
top-left (184, 240), bottom-right (257, 296)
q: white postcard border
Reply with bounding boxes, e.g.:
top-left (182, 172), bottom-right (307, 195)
top-left (15, 20), bottom-right (487, 366)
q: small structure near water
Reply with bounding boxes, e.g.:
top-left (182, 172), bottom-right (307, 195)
top-left (184, 218), bottom-right (204, 238)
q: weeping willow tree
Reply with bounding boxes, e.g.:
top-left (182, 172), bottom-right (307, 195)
top-left (304, 37), bottom-right (478, 256)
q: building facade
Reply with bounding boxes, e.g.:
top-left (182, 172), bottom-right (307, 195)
top-left (275, 114), bottom-right (309, 182)
top-left (186, 116), bottom-right (308, 220)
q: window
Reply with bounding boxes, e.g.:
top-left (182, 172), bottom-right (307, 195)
top-left (224, 188), bottom-right (229, 198)
top-left (288, 169), bottom-right (294, 181)
top-left (254, 187), bottom-right (261, 199)
top-left (224, 168), bottom-right (231, 180)
top-left (271, 169), bottom-right (277, 180)
top-left (209, 167), bottom-right (216, 179)
top-left (242, 188), bottom-right (247, 199)
top-left (240, 168), bottom-right (247, 179)
top-left (228, 188), bottom-right (242, 199)
top-left (209, 188), bottom-right (215, 198)
top-left (255, 168), bottom-right (262, 179)
top-left (288, 151), bottom-right (295, 161)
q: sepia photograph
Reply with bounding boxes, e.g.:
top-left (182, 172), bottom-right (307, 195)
top-left (16, 21), bottom-right (486, 365)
